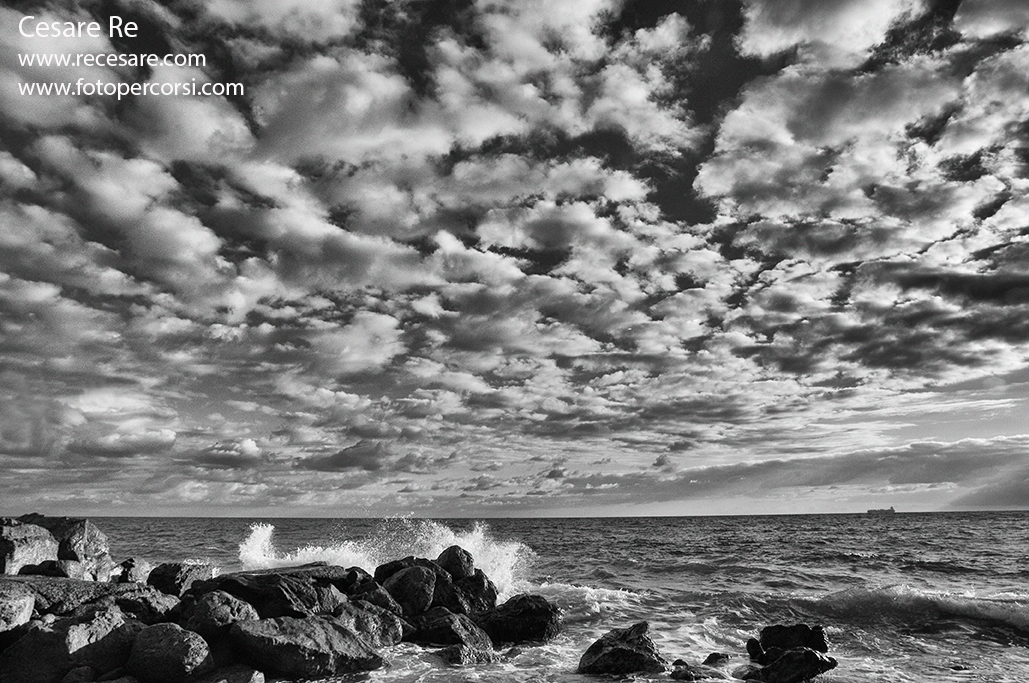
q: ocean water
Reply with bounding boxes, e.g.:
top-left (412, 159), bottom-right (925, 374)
top-left (95, 512), bottom-right (1029, 682)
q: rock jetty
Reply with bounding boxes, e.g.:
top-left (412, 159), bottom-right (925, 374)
top-left (0, 514), bottom-right (562, 683)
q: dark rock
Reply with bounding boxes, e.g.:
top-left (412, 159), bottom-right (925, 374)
top-left (19, 561), bottom-right (91, 581)
top-left (744, 648), bottom-right (838, 683)
top-left (452, 569), bottom-right (498, 614)
top-left (147, 563), bottom-right (215, 597)
top-left (100, 678), bottom-right (138, 683)
top-left (229, 615), bottom-right (384, 678)
top-left (17, 516), bottom-right (114, 582)
top-left (671, 662), bottom-right (720, 680)
top-left (353, 582), bottom-right (403, 616)
top-left (183, 590), bottom-right (259, 640)
top-left (187, 565), bottom-right (352, 618)
top-left (0, 577), bottom-right (177, 624)
top-left (0, 604), bottom-right (140, 683)
top-left (747, 638), bottom-right (763, 660)
top-left (373, 556), bottom-right (420, 585)
top-left (436, 546), bottom-right (475, 580)
top-left (114, 560), bottom-right (153, 585)
top-left (126, 623), bottom-right (213, 683)
top-left (439, 644), bottom-right (499, 665)
top-left (759, 624), bottom-right (829, 653)
top-left (0, 522), bottom-right (59, 576)
top-left (192, 664), bottom-right (265, 683)
top-left (59, 666), bottom-right (94, 683)
top-left (334, 567), bottom-right (373, 596)
top-left (96, 669), bottom-right (128, 681)
top-left (331, 600), bottom-right (405, 649)
top-left (576, 621), bottom-right (667, 675)
top-left (0, 583), bottom-right (34, 633)
top-left (475, 594), bottom-right (560, 646)
top-left (383, 566), bottom-right (435, 617)
top-left (703, 652), bottom-right (731, 666)
top-left (747, 638), bottom-right (787, 665)
top-left (409, 607), bottom-right (493, 651)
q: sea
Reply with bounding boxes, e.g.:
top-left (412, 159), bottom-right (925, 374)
top-left (94, 512), bottom-right (1029, 683)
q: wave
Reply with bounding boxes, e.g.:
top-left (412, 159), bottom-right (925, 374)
top-left (238, 518), bottom-right (535, 598)
top-left (800, 585), bottom-right (1029, 633)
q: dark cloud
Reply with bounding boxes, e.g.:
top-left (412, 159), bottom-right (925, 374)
top-left (298, 440), bottom-right (392, 472)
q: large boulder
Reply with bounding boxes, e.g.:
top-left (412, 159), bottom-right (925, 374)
top-left (1, 577), bottom-right (178, 624)
top-left (352, 582), bottom-right (403, 616)
top-left (436, 546), bottom-right (475, 580)
top-left (439, 644), bottom-right (499, 666)
top-left (409, 607), bottom-right (493, 651)
top-left (383, 566), bottom-right (435, 617)
top-left (330, 601), bottom-right (406, 649)
top-left (0, 604), bottom-right (140, 683)
top-left (147, 563), bottom-right (216, 597)
top-left (187, 566), bottom-right (349, 618)
top-left (126, 623), bottom-right (213, 683)
top-left (114, 559), bottom-right (154, 585)
top-left (743, 648), bottom-right (838, 683)
top-left (229, 616), bottom-right (384, 678)
top-left (183, 590), bottom-right (259, 640)
top-left (759, 624), bottom-right (829, 653)
top-left (0, 583), bottom-right (34, 633)
top-left (475, 594), bottom-right (560, 646)
top-left (17, 516), bottom-right (114, 581)
top-left (451, 570), bottom-right (498, 614)
top-left (192, 664), bottom-right (265, 683)
top-left (0, 522), bottom-right (59, 576)
top-left (577, 621), bottom-right (668, 675)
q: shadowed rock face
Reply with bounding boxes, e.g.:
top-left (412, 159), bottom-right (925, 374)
top-left (187, 569), bottom-right (346, 619)
top-left (475, 594), bottom-right (560, 646)
top-left (577, 621), bottom-right (668, 675)
top-left (127, 622), bottom-right (214, 683)
top-left (759, 624), bottom-right (829, 653)
top-left (147, 563), bottom-right (216, 597)
top-left (408, 607), bottom-right (493, 651)
top-left (0, 522), bottom-right (58, 576)
top-left (229, 616), bottom-right (384, 678)
top-left (745, 648), bottom-right (838, 683)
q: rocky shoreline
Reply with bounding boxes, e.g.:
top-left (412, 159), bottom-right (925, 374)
top-left (2, 515), bottom-right (836, 683)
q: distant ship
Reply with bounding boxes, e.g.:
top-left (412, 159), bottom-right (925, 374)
top-left (866, 506), bottom-right (896, 514)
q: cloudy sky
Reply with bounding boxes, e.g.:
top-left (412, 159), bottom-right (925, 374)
top-left (1, 0), bottom-right (1028, 517)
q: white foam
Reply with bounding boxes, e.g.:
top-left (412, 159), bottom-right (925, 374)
top-left (238, 519), bottom-right (535, 598)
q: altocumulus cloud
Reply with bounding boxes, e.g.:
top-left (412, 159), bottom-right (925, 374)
top-left (0, 0), bottom-right (1028, 515)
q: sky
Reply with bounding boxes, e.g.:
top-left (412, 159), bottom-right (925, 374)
top-left (1, 0), bottom-right (1028, 517)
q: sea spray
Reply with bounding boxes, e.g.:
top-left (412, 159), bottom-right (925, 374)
top-left (238, 518), bottom-right (537, 598)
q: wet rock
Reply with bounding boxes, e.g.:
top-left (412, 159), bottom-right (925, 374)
top-left (452, 569), bottom-right (498, 614)
top-left (187, 566), bottom-right (351, 618)
top-left (439, 644), bottom-right (499, 666)
top-left (475, 594), bottom-right (560, 646)
top-left (436, 546), bottom-right (475, 580)
top-left (147, 563), bottom-right (215, 597)
top-left (59, 666), bottom-right (94, 683)
top-left (331, 600), bottom-right (406, 649)
top-left (671, 661), bottom-right (720, 680)
top-left (0, 583), bottom-right (34, 633)
top-left (759, 624), bottom-right (829, 653)
top-left (352, 582), bottom-right (403, 616)
top-left (126, 623), bottom-right (213, 683)
top-left (747, 639), bottom-right (785, 666)
top-left (743, 648), bottom-right (838, 683)
top-left (334, 567), bottom-right (373, 596)
top-left (0, 604), bottom-right (140, 683)
top-left (1, 577), bottom-right (177, 624)
top-left (1, 521), bottom-right (59, 576)
top-left (192, 664), bottom-right (265, 683)
top-left (409, 607), bottom-right (494, 651)
top-left (230, 615), bottom-right (384, 678)
top-left (577, 621), bottom-right (667, 675)
top-left (703, 652), bottom-right (731, 666)
top-left (183, 590), bottom-right (259, 640)
top-left (114, 560), bottom-right (153, 585)
top-left (383, 566), bottom-right (435, 617)
top-left (17, 516), bottom-right (114, 582)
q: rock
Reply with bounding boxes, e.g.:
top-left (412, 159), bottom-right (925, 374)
top-left (330, 600), bottom-right (406, 649)
top-left (373, 556), bottom-right (420, 585)
top-left (192, 664), bottom-right (265, 683)
top-left (126, 623), bottom-right (213, 683)
top-left (759, 624), bottom-right (829, 653)
top-left (101, 678), bottom-right (138, 683)
top-left (97, 668), bottom-right (128, 681)
top-left (187, 566), bottom-right (351, 618)
top-left (1, 577), bottom-right (178, 624)
top-left (184, 590), bottom-right (259, 640)
top-left (436, 546), bottom-right (475, 580)
top-left (383, 566), bottom-right (435, 617)
top-left (19, 561), bottom-right (90, 581)
top-left (59, 666), bottom-right (94, 683)
top-left (0, 522), bottom-right (59, 576)
top-left (439, 644), bottom-right (499, 665)
top-left (671, 662), bottom-right (720, 680)
top-left (352, 582), bottom-right (403, 616)
top-left (334, 567), bottom-right (373, 596)
top-left (747, 638), bottom-right (786, 665)
top-left (576, 621), bottom-right (667, 675)
top-left (452, 569), bottom-right (498, 614)
top-left (17, 516), bottom-right (114, 582)
top-left (147, 563), bottom-right (215, 597)
top-left (0, 604), bottom-right (140, 683)
top-left (114, 560), bottom-right (153, 585)
top-left (703, 652), bottom-right (731, 666)
top-left (0, 583), bottom-right (34, 633)
top-left (409, 607), bottom-right (494, 651)
top-left (744, 648), bottom-right (838, 683)
top-left (475, 594), bottom-right (560, 646)
top-left (230, 616), bottom-right (384, 678)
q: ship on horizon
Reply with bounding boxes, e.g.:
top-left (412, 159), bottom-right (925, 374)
top-left (867, 506), bottom-right (896, 514)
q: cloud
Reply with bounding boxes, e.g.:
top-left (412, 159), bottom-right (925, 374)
top-left (298, 440), bottom-right (392, 472)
